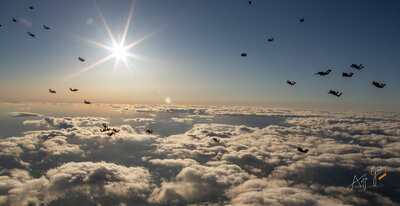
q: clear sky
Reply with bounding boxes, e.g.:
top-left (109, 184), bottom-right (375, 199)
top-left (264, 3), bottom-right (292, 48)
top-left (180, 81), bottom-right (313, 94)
top-left (0, 0), bottom-right (399, 110)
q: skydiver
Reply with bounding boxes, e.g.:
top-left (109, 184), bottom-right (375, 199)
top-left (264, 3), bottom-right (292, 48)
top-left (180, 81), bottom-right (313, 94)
top-left (100, 123), bottom-right (110, 132)
top-left (286, 80), bottom-right (296, 85)
top-left (43, 25), bottom-right (51, 30)
top-left (146, 129), bottom-right (153, 134)
top-left (328, 90), bottom-right (342, 97)
top-left (315, 69), bottom-right (332, 76)
top-left (300, 18), bottom-right (305, 22)
top-left (78, 57), bottom-right (85, 62)
top-left (84, 100), bottom-right (91, 104)
top-left (70, 88), bottom-right (78, 92)
top-left (12, 18), bottom-right (17, 23)
top-left (297, 147), bottom-right (309, 153)
top-left (29, 6), bottom-right (34, 10)
top-left (372, 81), bottom-right (386, 88)
top-left (27, 32), bottom-right (35, 37)
top-left (350, 64), bottom-right (364, 70)
top-left (342, 72), bottom-right (353, 77)
top-left (212, 137), bottom-right (220, 142)
top-left (241, 53), bottom-right (247, 57)
top-left (267, 37), bottom-right (274, 42)
top-left (248, 1), bottom-right (252, 5)
top-left (49, 89), bottom-right (56, 93)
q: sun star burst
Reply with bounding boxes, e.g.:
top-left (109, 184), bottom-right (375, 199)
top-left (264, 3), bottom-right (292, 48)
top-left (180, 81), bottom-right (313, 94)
top-left (61, 0), bottom-right (160, 83)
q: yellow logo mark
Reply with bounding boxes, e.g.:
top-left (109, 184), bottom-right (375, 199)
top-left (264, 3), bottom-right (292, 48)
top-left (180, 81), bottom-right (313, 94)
top-left (378, 173), bottom-right (387, 180)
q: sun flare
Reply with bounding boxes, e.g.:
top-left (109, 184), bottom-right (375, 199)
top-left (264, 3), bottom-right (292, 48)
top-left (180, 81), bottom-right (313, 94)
top-left (112, 44), bottom-right (127, 59)
top-left (61, 0), bottom-right (162, 83)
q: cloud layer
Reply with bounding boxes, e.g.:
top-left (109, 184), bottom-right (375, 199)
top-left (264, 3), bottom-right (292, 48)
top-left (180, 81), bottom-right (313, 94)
top-left (0, 105), bottom-right (399, 205)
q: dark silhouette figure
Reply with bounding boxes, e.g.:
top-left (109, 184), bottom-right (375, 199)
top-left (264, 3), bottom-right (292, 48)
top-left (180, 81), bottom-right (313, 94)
top-left (350, 64), bottom-right (364, 70)
top-left (297, 147), bottom-right (309, 153)
top-left (300, 18), bottom-right (304, 22)
top-left (70, 88), bottom-right (78, 92)
top-left (212, 137), bottom-right (220, 142)
top-left (43, 25), bottom-right (51, 30)
top-left (267, 37), bottom-right (274, 42)
top-left (29, 6), bottom-right (34, 10)
top-left (12, 18), bottom-right (17, 23)
top-left (49, 89), bottom-right (56, 93)
top-left (286, 80), bottom-right (296, 85)
top-left (342, 72), bottom-right (353, 77)
top-left (372, 81), bottom-right (386, 88)
top-left (112, 128), bottom-right (120, 133)
top-left (78, 57), bottom-right (86, 62)
top-left (27, 32), bottom-right (35, 38)
top-left (146, 129), bottom-right (153, 134)
top-left (248, 1), bottom-right (252, 5)
top-left (84, 100), bottom-right (91, 104)
top-left (100, 128), bottom-right (110, 132)
top-left (315, 69), bottom-right (331, 76)
top-left (107, 131), bottom-right (115, 136)
top-left (241, 53), bottom-right (247, 57)
top-left (0, 25), bottom-right (2, 28)
top-left (100, 123), bottom-right (111, 132)
top-left (328, 90), bottom-right (342, 97)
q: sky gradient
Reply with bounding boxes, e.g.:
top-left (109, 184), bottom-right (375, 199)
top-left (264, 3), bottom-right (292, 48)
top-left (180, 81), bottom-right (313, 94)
top-left (0, 0), bottom-right (399, 110)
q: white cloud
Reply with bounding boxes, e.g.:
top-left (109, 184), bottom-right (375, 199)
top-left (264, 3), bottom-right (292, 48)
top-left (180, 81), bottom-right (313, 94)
top-left (123, 118), bottom-right (155, 123)
top-left (171, 118), bottom-right (193, 123)
top-left (0, 162), bottom-right (154, 205)
top-left (149, 164), bottom-right (251, 203)
top-left (0, 105), bottom-right (399, 205)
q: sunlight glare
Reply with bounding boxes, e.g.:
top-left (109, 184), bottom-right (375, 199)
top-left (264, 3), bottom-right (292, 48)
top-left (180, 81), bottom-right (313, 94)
top-left (112, 44), bottom-right (127, 59)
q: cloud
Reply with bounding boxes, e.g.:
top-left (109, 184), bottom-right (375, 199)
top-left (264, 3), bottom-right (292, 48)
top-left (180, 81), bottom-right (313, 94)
top-left (149, 163), bottom-right (251, 204)
top-left (171, 118), bottom-right (193, 123)
top-left (123, 118), bottom-right (155, 123)
top-left (40, 136), bottom-right (82, 156)
top-left (149, 158), bottom-right (198, 167)
top-left (0, 105), bottom-right (399, 205)
top-left (9, 111), bottom-right (42, 117)
top-left (23, 117), bottom-right (108, 129)
top-left (0, 162), bottom-right (154, 205)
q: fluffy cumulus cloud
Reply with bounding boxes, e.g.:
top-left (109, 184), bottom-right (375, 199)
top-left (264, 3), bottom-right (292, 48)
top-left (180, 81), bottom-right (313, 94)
top-left (0, 105), bottom-right (399, 205)
top-left (23, 116), bottom-right (109, 129)
top-left (149, 163), bottom-right (251, 204)
top-left (0, 162), bottom-right (153, 205)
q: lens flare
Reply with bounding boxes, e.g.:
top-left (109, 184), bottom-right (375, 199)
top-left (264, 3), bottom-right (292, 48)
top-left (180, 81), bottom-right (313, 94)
top-left (165, 97), bottom-right (172, 104)
top-left (20, 17), bottom-right (32, 28)
top-left (86, 18), bottom-right (93, 25)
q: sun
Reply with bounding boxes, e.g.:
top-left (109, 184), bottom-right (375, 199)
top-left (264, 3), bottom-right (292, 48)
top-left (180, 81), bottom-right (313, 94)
top-left (112, 44), bottom-right (127, 59)
top-left (61, 0), bottom-right (164, 83)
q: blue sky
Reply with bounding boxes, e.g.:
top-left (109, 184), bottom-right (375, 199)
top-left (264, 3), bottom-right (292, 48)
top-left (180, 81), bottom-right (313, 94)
top-left (0, 0), bottom-right (399, 110)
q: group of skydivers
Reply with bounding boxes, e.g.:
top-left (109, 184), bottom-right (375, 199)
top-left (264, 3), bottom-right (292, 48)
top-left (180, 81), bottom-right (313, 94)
top-left (240, 1), bottom-right (386, 154)
top-left (100, 123), bottom-right (153, 137)
top-left (1, 6), bottom-right (51, 38)
top-left (48, 88), bottom-right (92, 104)
top-left (241, 2), bottom-right (386, 99)
top-left (1, 4), bottom-right (91, 103)
top-left (6, 1), bottom-right (389, 153)
top-left (3, 3), bottom-right (157, 137)
top-left (311, 64), bottom-right (386, 97)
